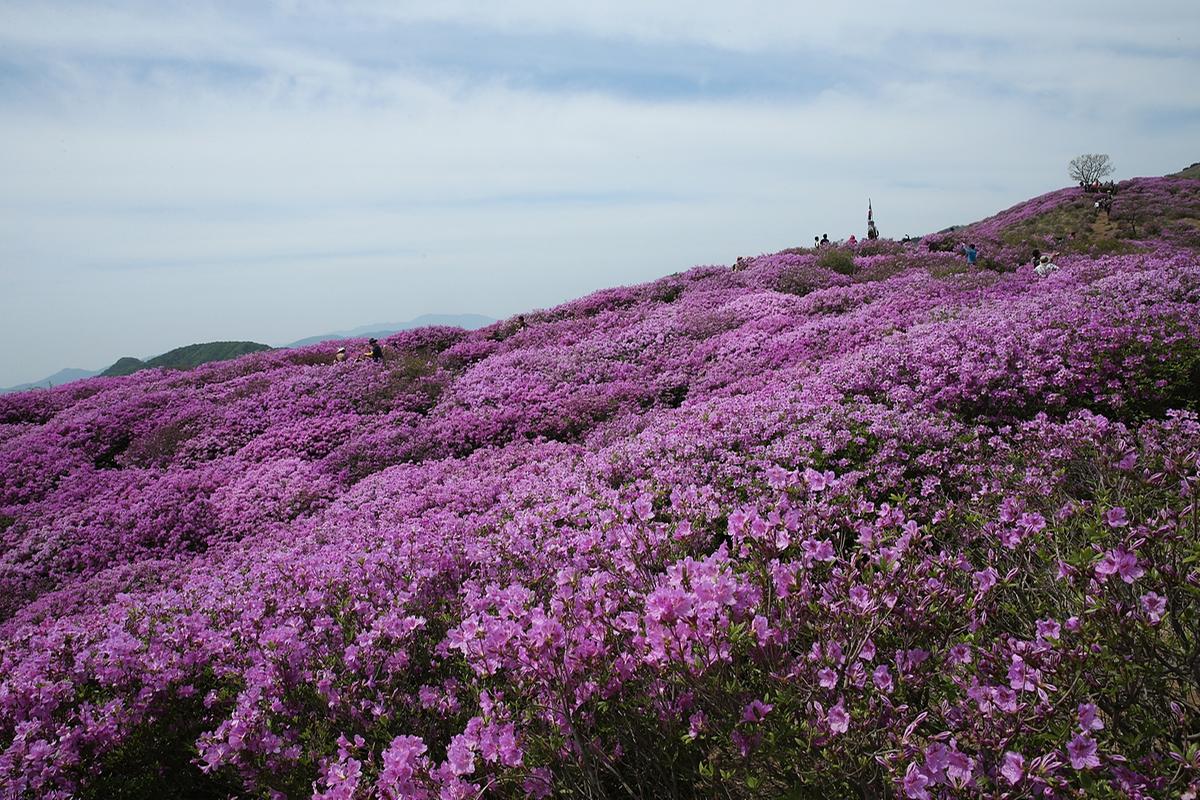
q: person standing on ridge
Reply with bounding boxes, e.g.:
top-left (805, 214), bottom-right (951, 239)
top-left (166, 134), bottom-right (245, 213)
top-left (866, 199), bottom-right (879, 240)
top-left (820, 234), bottom-right (830, 247)
top-left (962, 243), bottom-right (978, 265)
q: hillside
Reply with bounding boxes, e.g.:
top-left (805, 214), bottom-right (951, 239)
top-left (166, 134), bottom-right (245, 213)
top-left (925, 174), bottom-right (1200, 267)
top-left (2, 174), bottom-right (1200, 798)
top-left (100, 340), bottom-right (272, 377)
top-left (285, 314), bottom-right (497, 348)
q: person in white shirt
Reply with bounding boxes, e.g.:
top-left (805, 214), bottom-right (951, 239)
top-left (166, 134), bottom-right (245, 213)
top-left (1034, 254), bottom-right (1059, 276)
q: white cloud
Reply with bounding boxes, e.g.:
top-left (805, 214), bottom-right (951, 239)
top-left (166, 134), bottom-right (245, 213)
top-left (0, 0), bottom-right (1197, 385)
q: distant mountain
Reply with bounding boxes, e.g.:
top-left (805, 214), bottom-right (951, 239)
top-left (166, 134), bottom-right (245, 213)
top-left (285, 314), bottom-right (497, 348)
top-left (101, 341), bottom-right (272, 378)
top-left (0, 367), bottom-right (102, 395)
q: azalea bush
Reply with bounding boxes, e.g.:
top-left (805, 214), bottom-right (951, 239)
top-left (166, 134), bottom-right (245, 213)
top-left (2, 177), bottom-right (1200, 798)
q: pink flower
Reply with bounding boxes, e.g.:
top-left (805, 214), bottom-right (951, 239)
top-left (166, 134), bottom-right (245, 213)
top-left (849, 584), bottom-right (871, 610)
top-left (858, 639), bottom-right (876, 661)
top-left (1066, 734), bottom-right (1100, 770)
top-left (827, 700), bottom-right (850, 734)
top-left (947, 643), bottom-right (972, 665)
top-left (1000, 751), bottom-right (1025, 785)
top-left (818, 668), bottom-right (838, 689)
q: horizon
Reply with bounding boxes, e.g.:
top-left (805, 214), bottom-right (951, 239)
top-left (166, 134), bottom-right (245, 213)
top-left (2, 1), bottom-right (1199, 386)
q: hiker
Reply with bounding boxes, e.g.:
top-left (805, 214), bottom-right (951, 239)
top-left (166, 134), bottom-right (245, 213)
top-left (867, 220), bottom-right (879, 240)
top-left (362, 338), bottom-right (384, 362)
top-left (847, 234), bottom-right (858, 247)
top-left (334, 347), bottom-right (347, 363)
top-left (1031, 248), bottom-right (1041, 266)
top-left (814, 236), bottom-right (821, 248)
top-left (1035, 254), bottom-right (1059, 276)
top-left (961, 243), bottom-right (979, 265)
top-left (820, 233), bottom-right (830, 247)
top-left (733, 256), bottom-right (749, 272)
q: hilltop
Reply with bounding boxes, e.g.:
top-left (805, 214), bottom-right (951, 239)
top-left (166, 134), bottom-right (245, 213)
top-left (99, 341), bottom-right (273, 377)
top-left (1, 167), bottom-right (1199, 798)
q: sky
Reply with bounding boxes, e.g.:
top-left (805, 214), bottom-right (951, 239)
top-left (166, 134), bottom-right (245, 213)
top-left (1, 1), bottom-right (1199, 386)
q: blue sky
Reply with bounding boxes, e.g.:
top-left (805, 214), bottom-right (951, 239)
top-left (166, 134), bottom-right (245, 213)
top-left (1, 0), bottom-right (1198, 385)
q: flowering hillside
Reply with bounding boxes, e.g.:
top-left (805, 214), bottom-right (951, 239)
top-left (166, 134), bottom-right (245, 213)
top-left (3, 178), bottom-right (1200, 799)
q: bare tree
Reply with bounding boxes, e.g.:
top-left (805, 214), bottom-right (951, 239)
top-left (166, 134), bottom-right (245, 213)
top-left (1069, 153), bottom-right (1114, 185)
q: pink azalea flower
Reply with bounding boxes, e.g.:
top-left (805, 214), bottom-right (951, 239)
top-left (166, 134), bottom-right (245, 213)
top-left (1104, 506), bottom-right (1129, 528)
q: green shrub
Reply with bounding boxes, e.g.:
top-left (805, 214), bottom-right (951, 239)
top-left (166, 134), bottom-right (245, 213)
top-left (816, 248), bottom-right (856, 275)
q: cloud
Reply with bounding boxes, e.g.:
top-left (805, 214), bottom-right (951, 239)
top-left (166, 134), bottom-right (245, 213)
top-left (0, 0), bottom-right (1197, 385)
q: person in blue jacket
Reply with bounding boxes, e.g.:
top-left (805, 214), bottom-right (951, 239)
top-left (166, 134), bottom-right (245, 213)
top-left (962, 243), bottom-right (978, 265)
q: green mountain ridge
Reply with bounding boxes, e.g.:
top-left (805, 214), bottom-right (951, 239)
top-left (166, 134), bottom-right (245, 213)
top-left (100, 341), bottom-right (272, 377)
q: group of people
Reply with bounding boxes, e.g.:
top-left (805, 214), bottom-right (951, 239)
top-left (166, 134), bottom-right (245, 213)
top-left (1082, 180), bottom-right (1118, 194)
top-left (955, 243), bottom-right (1060, 276)
top-left (334, 338), bottom-right (384, 364)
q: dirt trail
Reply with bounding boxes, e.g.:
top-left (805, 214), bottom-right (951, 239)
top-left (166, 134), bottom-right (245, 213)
top-left (1091, 212), bottom-right (1118, 238)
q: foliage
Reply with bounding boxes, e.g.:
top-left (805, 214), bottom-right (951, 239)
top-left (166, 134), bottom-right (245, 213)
top-left (3, 179), bottom-right (1200, 798)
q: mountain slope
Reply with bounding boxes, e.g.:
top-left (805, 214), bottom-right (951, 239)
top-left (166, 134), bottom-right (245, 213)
top-left (1, 172), bottom-right (1199, 798)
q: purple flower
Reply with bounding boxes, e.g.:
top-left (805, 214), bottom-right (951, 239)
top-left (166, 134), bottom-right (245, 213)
top-left (1140, 591), bottom-right (1167, 624)
top-left (1095, 548), bottom-right (1142, 583)
top-left (1036, 618), bottom-right (1061, 641)
top-left (1066, 734), bottom-right (1100, 770)
top-left (973, 567), bottom-right (998, 594)
top-left (804, 467), bottom-right (836, 492)
top-left (742, 699), bottom-right (773, 724)
top-left (818, 667), bottom-right (838, 689)
top-left (873, 664), bottom-right (893, 694)
top-left (902, 763), bottom-right (930, 800)
top-left (446, 735), bottom-right (476, 776)
top-left (947, 643), bottom-right (972, 665)
top-left (827, 700), bottom-right (850, 734)
top-left (1105, 506), bottom-right (1129, 528)
top-left (1078, 703), bottom-right (1104, 731)
top-left (1008, 654), bottom-right (1039, 691)
top-left (1000, 751), bottom-right (1025, 785)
